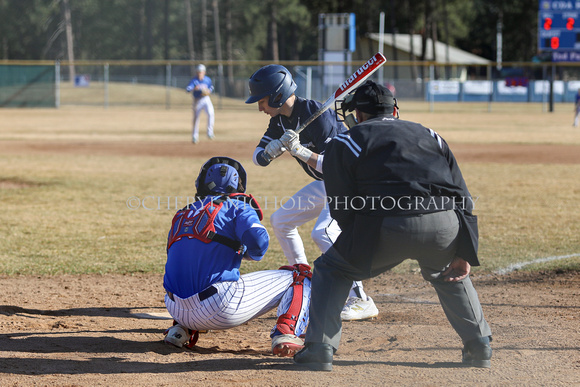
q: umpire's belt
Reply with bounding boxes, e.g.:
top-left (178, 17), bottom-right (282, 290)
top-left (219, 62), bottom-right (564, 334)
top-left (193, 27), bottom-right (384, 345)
top-left (166, 285), bottom-right (217, 302)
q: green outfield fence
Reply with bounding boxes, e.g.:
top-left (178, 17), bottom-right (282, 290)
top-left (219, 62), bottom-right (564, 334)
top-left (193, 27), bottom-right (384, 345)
top-left (2, 59), bottom-right (580, 110)
top-left (0, 64), bottom-right (56, 107)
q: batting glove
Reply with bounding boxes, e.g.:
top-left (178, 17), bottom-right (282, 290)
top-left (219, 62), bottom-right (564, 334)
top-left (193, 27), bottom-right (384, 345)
top-left (280, 130), bottom-right (299, 148)
top-left (264, 139), bottom-right (285, 159)
top-left (280, 130), bottom-right (312, 163)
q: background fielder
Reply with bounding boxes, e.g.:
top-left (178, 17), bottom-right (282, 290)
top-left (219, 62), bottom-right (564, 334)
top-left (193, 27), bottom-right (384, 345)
top-left (163, 156), bottom-right (312, 357)
top-left (186, 64), bottom-right (215, 143)
top-left (245, 64), bottom-right (379, 321)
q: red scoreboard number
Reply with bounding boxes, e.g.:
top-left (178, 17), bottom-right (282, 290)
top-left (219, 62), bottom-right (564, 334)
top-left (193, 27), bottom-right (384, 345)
top-left (539, 12), bottom-right (579, 51)
top-left (542, 17), bottom-right (574, 31)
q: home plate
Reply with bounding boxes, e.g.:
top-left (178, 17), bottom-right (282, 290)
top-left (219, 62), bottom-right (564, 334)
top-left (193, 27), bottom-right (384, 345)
top-left (132, 311), bottom-right (173, 320)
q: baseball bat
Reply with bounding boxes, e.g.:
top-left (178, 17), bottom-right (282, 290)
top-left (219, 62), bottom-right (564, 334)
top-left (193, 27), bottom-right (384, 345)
top-left (263, 52), bottom-right (387, 162)
top-left (295, 52), bottom-right (387, 135)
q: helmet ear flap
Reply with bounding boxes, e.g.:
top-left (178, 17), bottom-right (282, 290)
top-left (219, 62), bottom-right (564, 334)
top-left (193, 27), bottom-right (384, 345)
top-left (272, 93), bottom-right (283, 106)
top-left (268, 73), bottom-right (297, 108)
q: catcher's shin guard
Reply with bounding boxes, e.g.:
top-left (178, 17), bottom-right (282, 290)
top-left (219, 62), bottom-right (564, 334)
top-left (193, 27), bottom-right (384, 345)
top-left (275, 264), bottom-right (312, 336)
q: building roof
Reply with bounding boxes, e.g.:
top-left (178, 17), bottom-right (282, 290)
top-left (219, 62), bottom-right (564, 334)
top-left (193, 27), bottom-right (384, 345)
top-left (367, 33), bottom-right (490, 64)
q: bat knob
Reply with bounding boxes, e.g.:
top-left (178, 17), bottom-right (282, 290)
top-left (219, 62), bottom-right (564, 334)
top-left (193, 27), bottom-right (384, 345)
top-left (263, 152), bottom-right (273, 163)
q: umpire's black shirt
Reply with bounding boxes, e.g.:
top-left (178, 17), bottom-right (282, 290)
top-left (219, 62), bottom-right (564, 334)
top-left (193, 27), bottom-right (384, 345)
top-left (323, 114), bottom-right (480, 266)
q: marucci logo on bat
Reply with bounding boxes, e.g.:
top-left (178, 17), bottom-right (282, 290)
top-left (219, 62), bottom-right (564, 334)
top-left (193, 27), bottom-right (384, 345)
top-left (336, 54), bottom-right (386, 96)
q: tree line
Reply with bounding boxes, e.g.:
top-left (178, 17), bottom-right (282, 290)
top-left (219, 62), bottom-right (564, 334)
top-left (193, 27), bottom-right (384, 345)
top-left (0, 0), bottom-right (539, 64)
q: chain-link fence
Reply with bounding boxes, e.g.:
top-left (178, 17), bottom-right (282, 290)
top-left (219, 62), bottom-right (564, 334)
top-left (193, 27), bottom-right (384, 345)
top-left (2, 60), bottom-right (580, 109)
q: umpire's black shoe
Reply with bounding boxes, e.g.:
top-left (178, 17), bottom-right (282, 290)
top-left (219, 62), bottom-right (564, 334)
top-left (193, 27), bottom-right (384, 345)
top-left (462, 336), bottom-right (492, 368)
top-left (293, 343), bottom-right (334, 371)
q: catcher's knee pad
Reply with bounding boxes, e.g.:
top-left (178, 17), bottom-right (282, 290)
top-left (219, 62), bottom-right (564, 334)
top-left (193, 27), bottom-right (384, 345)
top-left (275, 264), bottom-right (312, 337)
top-left (279, 263), bottom-right (312, 280)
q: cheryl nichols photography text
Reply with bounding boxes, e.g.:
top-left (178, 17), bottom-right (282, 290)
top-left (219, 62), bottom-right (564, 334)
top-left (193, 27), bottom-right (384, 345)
top-left (126, 195), bottom-right (479, 212)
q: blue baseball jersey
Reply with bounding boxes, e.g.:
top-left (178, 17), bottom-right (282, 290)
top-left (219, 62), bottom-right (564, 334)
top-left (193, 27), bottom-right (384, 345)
top-left (163, 196), bottom-right (269, 299)
top-left (257, 97), bottom-right (347, 180)
top-left (186, 75), bottom-right (214, 99)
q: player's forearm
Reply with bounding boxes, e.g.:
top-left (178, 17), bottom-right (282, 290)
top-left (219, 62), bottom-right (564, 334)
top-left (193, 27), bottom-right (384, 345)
top-left (298, 152), bottom-right (321, 172)
top-left (313, 153), bottom-right (323, 173)
top-left (241, 226), bottom-right (269, 260)
top-left (253, 147), bottom-right (271, 167)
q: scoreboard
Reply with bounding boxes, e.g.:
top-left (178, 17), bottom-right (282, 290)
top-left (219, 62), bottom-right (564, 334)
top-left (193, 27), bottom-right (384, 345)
top-left (538, 0), bottom-right (580, 51)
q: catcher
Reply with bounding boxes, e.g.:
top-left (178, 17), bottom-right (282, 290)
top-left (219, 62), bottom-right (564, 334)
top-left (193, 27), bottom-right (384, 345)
top-left (163, 156), bottom-right (312, 357)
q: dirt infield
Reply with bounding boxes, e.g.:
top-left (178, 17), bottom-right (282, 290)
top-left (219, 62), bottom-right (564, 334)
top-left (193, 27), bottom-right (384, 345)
top-left (1, 136), bottom-right (579, 385)
top-left (1, 140), bottom-right (580, 164)
top-left (0, 270), bottom-right (578, 385)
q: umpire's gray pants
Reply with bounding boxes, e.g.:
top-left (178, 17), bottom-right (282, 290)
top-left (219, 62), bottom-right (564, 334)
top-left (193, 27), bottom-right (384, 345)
top-left (305, 210), bottom-right (492, 351)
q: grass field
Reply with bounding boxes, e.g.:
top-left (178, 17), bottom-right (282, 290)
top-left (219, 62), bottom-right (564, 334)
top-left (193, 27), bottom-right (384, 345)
top-left (0, 85), bottom-right (579, 276)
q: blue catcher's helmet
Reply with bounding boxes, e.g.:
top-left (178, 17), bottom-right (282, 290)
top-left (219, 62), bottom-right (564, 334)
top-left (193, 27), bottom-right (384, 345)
top-left (245, 64), bottom-right (297, 108)
top-left (195, 157), bottom-right (247, 197)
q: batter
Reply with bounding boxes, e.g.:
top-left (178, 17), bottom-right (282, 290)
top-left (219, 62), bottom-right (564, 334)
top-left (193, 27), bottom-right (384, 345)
top-left (245, 64), bottom-right (379, 321)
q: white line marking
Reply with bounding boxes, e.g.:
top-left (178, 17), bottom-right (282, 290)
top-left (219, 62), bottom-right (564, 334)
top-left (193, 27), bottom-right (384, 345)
top-left (132, 311), bottom-right (172, 320)
top-left (494, 253), bottom-right (580, 275)
top-left (374, 254), bottom-right (579, 305)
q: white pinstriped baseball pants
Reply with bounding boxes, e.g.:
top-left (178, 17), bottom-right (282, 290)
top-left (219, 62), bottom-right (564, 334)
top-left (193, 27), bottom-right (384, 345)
top-left (165, 269), bottom-right (310, 336)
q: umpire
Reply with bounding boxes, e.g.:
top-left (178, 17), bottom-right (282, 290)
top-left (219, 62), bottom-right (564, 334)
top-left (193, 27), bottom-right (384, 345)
top-left (294, 80), bottom-right (492, 371)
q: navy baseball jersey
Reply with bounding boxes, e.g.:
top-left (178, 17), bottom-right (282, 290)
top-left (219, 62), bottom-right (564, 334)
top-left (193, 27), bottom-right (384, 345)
top-left (256, 97), bottom-right (346, 180)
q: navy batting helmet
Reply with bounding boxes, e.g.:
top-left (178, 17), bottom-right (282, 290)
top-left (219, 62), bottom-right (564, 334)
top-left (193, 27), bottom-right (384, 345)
top-left (195, 157), bottom-right (247, 197)
top-left (245, 64), bottom-right (297, 108)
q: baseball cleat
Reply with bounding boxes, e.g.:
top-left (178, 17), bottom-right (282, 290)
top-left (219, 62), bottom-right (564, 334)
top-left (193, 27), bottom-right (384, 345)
top-left (192, 135), bottom-right (199, 144)
top-left (271, 334), bottom-right (304, 357)
top-left (340, 296), bottom-right (379, 321)
top-left (462, 336), bottom-right (492, 368)
top-left (163, 324), bottom-right (190, 348)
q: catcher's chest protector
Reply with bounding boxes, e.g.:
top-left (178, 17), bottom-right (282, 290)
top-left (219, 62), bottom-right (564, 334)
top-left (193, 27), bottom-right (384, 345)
top-left (167, 199), bottom-right (225, 250)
